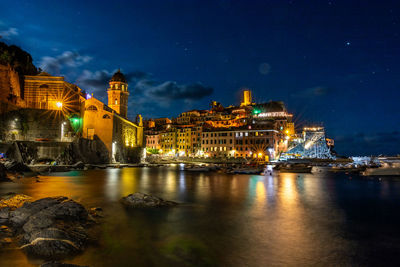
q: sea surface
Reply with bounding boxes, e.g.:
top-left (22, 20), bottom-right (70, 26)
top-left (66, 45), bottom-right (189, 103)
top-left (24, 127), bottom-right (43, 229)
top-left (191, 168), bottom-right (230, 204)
top-left (1, 165), bottom-right (400, 266)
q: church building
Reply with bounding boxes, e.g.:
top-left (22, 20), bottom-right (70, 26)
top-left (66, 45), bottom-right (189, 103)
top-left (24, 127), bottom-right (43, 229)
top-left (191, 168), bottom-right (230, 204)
top-left (82, 70), bottom-right (144, 163)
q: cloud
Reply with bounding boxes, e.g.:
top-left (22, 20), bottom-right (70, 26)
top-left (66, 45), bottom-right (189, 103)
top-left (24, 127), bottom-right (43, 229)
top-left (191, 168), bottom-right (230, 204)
top-left (0, 27), bottom-right (18, 40)
top-left (77, 69), bottom-right (213, 101)
top-left (291, 86), bottom-right (330, 98)
top-left (76, 68), bottom-right (214, 117)
top-left (39, 51), bottom-right (92, 74)
top-left (335, 131), bottom-right (400, 156)
top-left (143, 81), bottom-right (213, 101)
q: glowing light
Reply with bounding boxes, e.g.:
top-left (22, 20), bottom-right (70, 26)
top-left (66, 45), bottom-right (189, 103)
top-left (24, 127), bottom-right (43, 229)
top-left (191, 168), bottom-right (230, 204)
top-left (257, 112), bottom-right (291, 118)
top-left (56, 102), bottom-right (63, 109)
top-left (86, 93), bottom-right (92, 99)
top-left (304, 141), bottom-right (314, 149)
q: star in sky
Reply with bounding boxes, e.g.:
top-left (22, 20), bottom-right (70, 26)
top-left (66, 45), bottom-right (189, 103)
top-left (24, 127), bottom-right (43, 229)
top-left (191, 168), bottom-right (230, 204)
top-left (346, 41), bottom-right (351, 46)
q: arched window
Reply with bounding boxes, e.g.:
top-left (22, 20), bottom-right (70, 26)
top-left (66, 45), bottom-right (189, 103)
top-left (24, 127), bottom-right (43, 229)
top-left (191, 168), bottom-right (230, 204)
top-left (86, 105), bottom-right (98, 111)
top-left (103, 114), bottom-right (111, 119)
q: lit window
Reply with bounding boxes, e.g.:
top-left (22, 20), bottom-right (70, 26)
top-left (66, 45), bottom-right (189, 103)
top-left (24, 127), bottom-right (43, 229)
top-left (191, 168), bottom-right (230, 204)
top-left (115, 99), bottom-right (118, 105)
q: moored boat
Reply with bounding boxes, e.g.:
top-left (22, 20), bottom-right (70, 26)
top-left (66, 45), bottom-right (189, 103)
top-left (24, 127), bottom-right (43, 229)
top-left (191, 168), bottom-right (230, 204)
top-left (184, 166), bottom-right (210, 172)
top-left (362, 162), bottom-right (400, 176)
top-left (232, 168), bottom-right (263, 174)
top-left (275, 164), bottom-right (313, 173)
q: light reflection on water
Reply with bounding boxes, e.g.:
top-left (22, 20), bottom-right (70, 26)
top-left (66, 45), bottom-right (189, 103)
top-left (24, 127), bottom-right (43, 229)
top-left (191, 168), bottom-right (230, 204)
top-left (1, 166), bottom-right (400, 266)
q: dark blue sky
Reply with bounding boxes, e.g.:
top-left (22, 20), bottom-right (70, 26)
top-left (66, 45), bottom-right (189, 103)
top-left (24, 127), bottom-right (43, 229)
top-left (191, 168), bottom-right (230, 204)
top-left (1, 0), bottom-right (399, 155)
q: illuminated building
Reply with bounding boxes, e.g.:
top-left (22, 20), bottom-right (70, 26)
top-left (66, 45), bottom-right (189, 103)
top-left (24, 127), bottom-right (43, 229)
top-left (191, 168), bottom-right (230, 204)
top-left (201, 128), bottom-right (280, 160)
top-left (160, 130), bottom-right (177, 154)
top-left (146, 134), bottom-right (160, 150)
top-left (177, 127), bottom-right (192, 156)
top-left (24, 72), bottom-right (84, 113)
top-left (240, 89), bottom-right (254, 106)
top-left (82, 70), bottom-right (143, 163)
top-left (145, 90), bottom-right (299, 160)
top-left (281, 126), bottom-right (333, 159)
top-left (176, 110), bottom-right (200, 124)
top-left (107, 70), bottom-right (129, 118)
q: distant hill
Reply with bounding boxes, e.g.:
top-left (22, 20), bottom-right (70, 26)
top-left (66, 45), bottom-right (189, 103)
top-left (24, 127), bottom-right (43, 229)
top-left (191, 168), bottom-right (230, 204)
top-left (0, 42), bottom-right (38, 75)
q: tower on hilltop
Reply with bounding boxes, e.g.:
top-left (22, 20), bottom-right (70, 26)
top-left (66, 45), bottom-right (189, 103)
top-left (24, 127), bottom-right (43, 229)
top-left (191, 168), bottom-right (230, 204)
top-left (108, 69), bottom-right (129, 118)
top-left (241, 89), bottom-right (253, 106)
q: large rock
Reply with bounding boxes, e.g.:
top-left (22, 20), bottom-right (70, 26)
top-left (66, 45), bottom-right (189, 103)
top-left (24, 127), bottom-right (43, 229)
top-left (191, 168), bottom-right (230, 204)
top-left (121, 193), bottom-right (177, 208)
top-left (0, 193), bottom-right (33, 223)
top-left (6, 196), bottom-right (92, 260)
top-left (4, 161), bottom-right (31, 173)
top-left (10, 197), bottom-right (66, 227)
top-left (0, 163), bottom-right (12, 182)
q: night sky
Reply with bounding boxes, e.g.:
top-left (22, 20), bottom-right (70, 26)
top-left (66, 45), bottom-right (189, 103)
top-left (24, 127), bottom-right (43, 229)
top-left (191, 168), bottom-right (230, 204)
top-left (1, 0), bottom-right (399, 156)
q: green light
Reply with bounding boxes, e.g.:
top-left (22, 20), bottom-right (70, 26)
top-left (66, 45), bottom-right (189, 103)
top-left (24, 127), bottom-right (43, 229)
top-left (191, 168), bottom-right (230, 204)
top-left (253, 109), bottom-right (261, 115)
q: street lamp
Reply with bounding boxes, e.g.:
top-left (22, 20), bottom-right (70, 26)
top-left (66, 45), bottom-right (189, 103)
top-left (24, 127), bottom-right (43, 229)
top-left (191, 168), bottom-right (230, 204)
top-left (61, 122), bottom-right (66, 141)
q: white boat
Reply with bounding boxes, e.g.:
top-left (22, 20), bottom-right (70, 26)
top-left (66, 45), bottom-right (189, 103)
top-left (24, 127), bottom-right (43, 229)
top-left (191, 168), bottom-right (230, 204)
top-left (362, 162), bottom-right (400, 176)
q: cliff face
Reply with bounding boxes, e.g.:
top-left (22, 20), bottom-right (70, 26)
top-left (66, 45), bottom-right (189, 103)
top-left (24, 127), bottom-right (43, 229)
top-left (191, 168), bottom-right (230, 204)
top-left (0, 42), bottom-right (38, 111)
top-left (0, 42), bottom-right (38, 76)
top-left (0, 64), bottom-right (22, 101)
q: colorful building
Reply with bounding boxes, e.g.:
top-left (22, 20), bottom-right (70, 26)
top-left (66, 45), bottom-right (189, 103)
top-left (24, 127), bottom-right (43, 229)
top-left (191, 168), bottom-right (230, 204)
top-left (82, 71), bottom-right (143, 163)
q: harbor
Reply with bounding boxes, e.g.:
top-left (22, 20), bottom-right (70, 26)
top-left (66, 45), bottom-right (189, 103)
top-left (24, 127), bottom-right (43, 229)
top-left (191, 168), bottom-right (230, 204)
top-left (1, 165), bottom-right (400, 266)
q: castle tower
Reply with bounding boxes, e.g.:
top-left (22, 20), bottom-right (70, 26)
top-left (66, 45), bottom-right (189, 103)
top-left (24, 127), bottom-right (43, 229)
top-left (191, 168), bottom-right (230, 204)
top-left (241, 89), bottom-right (252, 106)
top-left (107, 70), bottom-right (129, 118)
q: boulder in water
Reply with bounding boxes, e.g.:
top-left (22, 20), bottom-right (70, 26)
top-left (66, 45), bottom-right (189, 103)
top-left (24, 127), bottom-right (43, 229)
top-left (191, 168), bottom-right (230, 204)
top-left (4, 161), bottom-right (31, 173)
top-left (6, 196), bottom-right (91, 260)
top-left (0, 163), bottom-right (11, 182)
top-left (120, 193), bottom-right (177, 208)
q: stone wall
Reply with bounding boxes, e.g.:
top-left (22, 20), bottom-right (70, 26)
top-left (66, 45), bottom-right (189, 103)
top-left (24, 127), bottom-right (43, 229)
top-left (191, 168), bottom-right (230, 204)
top-left (0, 64), bottom-right (25, 112)
top-left (0, 138), bottom-right (110, 164)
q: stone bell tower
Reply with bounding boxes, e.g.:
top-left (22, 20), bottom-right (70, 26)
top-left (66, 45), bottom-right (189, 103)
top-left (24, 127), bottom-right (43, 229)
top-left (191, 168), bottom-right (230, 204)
top-left (107, 69), bottom-right (129, 118)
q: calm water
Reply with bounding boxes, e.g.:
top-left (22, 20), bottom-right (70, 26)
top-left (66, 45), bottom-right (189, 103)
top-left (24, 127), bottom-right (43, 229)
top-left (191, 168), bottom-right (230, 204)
top-left (1, 165), bottom-right (400, 266)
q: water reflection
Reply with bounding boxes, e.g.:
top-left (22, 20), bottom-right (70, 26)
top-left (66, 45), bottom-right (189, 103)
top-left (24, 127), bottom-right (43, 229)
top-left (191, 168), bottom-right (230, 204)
top-left (1, 167), bottom-right (400, 266)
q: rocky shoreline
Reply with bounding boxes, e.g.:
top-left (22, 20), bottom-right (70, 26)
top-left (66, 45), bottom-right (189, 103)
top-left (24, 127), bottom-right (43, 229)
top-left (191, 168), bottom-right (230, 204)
top-left (0, 191), bottom-right (177, 266)
top-left (0, 193), bottom-right (99, 266)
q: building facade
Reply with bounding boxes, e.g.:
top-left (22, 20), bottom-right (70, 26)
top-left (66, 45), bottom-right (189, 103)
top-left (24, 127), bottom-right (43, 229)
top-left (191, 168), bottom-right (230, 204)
top-left (82, 71), bottom-right (143, 162)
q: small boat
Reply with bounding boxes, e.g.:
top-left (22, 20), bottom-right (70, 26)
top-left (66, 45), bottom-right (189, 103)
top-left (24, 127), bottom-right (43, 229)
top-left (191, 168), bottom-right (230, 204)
top-left (362, 162), bottom-right (400, 176)
top-left (329, 165), bottom-right (365, 173)
top-left (184, 166), bottom-right (210, 172)
top-left (276, 164), bottom-right (312, 173)
top-left (232, 168), bottom-right (263, 174)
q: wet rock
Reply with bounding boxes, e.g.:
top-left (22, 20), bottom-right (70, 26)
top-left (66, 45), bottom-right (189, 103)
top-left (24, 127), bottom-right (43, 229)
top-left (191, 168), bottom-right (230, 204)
top-left (72, 161), bottom-right (85, 169)
top-left (0, 225), bottom-right (13, 236)
top-left (0, 163), bottom-right (11, 182)
top-left (4, 161), bottom-right (31, 173)
top-left (10, 197), bottom-right (66, 227)
top-left (8, 196), bottom-right (92, 261)
top-left (41, 261), bottom-right (89, 267)
top-left (120, 193), bottom-right (177, 208)
top-left (0, 237), bottom-right (12, 247)
top-left (0, 193), bottom-right (33, 211)
top-left (89, 207), bottom-right (103, 218)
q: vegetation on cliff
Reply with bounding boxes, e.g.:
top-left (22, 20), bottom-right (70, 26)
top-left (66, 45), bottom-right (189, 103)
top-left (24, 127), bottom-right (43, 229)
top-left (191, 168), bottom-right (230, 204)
top-left (0, 41), bottom-right (38, 75)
